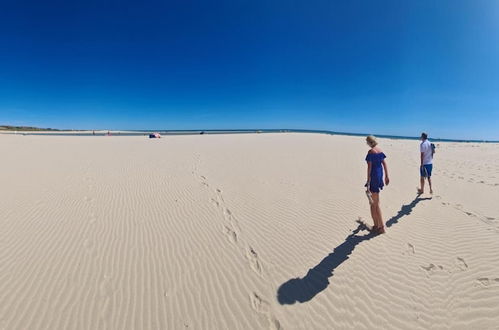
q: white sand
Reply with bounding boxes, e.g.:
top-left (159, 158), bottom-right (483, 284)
top-left (1, 133), bottom-right (498, 329)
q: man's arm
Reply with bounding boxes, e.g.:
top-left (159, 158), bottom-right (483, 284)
top-left (420, 152), bottom-right (424, 166)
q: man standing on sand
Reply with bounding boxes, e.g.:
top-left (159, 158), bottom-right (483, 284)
top-left (418, 132), bottom-right (434, 194)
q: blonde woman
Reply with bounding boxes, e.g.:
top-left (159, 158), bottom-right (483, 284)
top-left (365, 135), bottom-right (389, 234)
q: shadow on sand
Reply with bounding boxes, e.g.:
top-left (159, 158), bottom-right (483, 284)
top-left (276, 195), bottom-right (432, 305)
top-left (386, 196), bottom-right (432, 227)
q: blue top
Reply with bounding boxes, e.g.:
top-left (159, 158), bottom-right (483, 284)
top-left (365, 152), bottom-right (386, 193)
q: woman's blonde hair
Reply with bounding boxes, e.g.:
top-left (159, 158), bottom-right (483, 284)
top-left (366, 135), bottom-right (378, 147)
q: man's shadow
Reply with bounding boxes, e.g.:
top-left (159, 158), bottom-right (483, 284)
top-left (386, 196), bottom-right (432, 227)
top-left (276, 196), bottom-right (431, 305)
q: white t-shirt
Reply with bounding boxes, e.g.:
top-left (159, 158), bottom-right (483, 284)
top-left (420, 140), bottom-right (433, 165)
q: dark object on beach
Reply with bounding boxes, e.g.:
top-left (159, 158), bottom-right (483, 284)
top-left (200, 131), bottom-right (205, 135)
top-left (149, 133), bottom-right (161, 138)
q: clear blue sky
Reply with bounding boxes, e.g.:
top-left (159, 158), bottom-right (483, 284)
top-left (1, 0), bottom-right (498, 140)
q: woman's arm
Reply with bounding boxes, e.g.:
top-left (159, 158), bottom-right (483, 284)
top-left (366, 161), bottom-right (372, 184)
top-left (382, 160), bottom-right (390, 185)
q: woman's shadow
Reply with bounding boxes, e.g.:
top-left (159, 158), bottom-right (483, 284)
top-left (276, 196), bottom-right (431, 305)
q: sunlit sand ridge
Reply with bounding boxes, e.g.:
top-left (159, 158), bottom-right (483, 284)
top-left (1, 133), bottom-right (498, 329)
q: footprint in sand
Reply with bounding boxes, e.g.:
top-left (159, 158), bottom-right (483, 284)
top-left (456, 257), bottom-right (468, 271)
top-left (250, 292), bottom-right (270, 314)
top-left (246, 246), bottom-right (263, 275)
top-left (250, 293), bottom-right (281, 330)
top-left (223, 225), bottom-right (238, 244)
top-left (405, 243), bottom-right (415, 255)
top-left (474, 278), bottom-right (499, 287)
top-left (215, 189), bottom-right (225, 203)
top-left (421, 263), bottom-right (444, 276)
top-left (224, 209), bottom-right (240, 232)
top-left (224, 208), bottom-right (236, 224)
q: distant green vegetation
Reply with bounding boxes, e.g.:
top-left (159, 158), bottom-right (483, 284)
top-left (0, 125), bottom-right (59, 131)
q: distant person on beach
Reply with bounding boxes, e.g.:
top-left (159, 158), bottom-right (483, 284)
top-left (418, 132), bottom-right (434, 194)
top-left (365, 135), bottom-right (389, 234)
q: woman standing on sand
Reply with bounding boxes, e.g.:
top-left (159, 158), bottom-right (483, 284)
top-left (365, 135), bottom-right (389, 234)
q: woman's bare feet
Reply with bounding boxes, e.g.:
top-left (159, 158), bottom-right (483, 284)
top-left (371, 226), bottom-right (385, 234)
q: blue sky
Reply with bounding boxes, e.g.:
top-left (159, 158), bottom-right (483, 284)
top-left (1, 0), bottom-right (498, 140)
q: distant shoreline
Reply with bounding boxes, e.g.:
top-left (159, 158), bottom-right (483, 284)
top-left (0, 125), bottom-right (59, 131)
top-left (1, 128), bottom-right (497, 143)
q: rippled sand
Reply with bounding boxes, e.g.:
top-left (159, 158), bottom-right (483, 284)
top-left (1, 133), bottom-right (498, 329)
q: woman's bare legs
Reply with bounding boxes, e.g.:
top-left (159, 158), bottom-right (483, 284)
top-left (370, 193), bottom-right (379, 229)
top-left (376, 202), bottom-right (385, 234)
top-left (371, 193), bottom-right (385, 234)
top-left (370, 199), bottom-right (378, 229)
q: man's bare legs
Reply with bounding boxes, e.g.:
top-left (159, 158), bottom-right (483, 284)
top-left (419, 176), bottom-right (425, 194)
top-left (419, 176), bottom-right (433, 194)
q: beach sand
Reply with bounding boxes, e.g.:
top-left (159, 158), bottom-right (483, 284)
top-left (1, 133), bottom-right (498, 329)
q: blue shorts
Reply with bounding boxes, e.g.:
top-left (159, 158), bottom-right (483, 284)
top-left (420, 164), bottom-right (433, 177)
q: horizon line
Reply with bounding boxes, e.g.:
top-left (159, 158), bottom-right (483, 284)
top-left (3, 126), bottom-right (498, 143)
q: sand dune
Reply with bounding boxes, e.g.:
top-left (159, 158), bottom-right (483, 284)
top-left (1, 133), bottom-right (498, 329)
